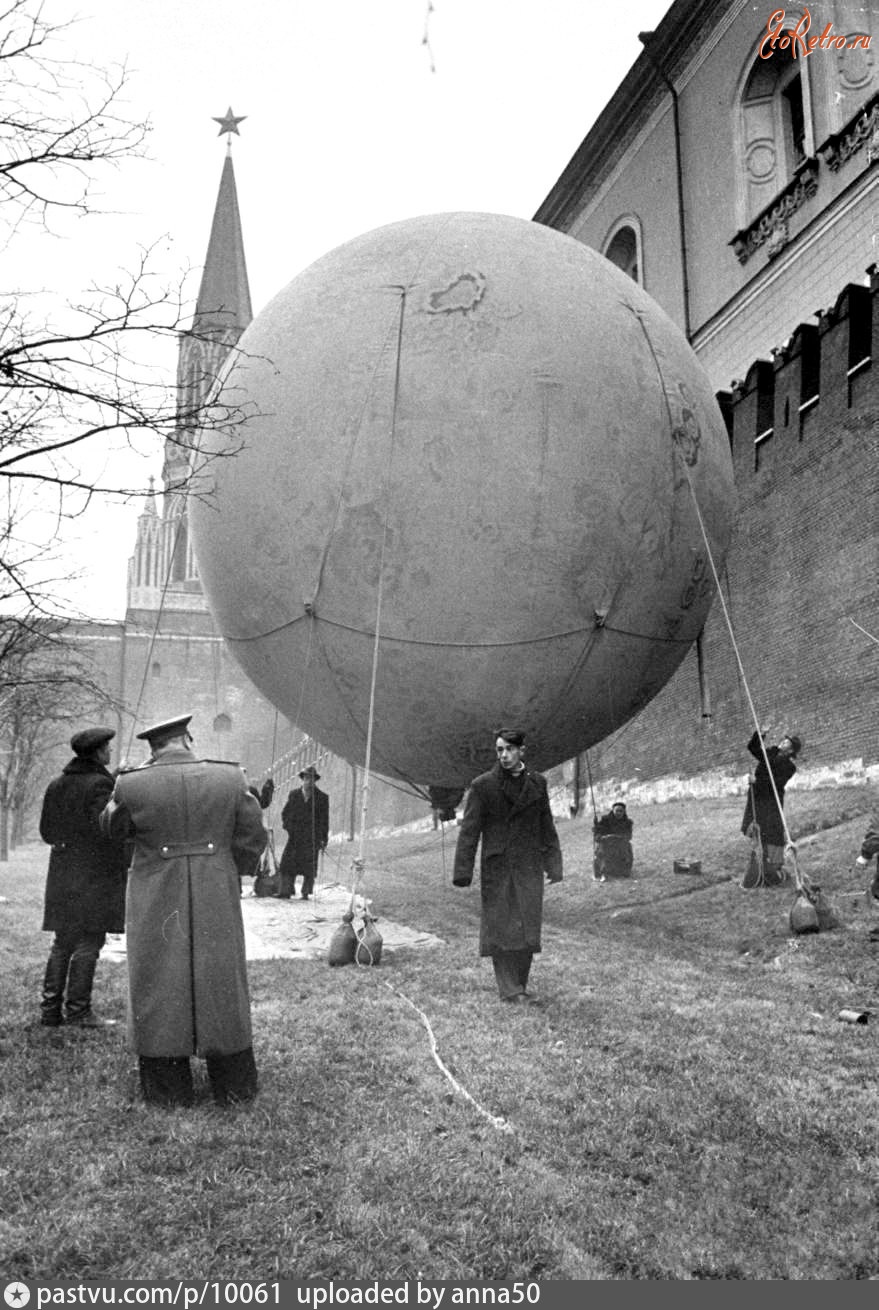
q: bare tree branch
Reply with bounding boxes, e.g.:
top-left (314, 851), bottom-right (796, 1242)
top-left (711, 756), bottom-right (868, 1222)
top-left (0, 0), bottom-right (148, 240)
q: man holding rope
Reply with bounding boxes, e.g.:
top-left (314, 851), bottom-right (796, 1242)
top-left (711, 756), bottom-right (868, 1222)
top-left (741, 726), bottom-right (802, 887)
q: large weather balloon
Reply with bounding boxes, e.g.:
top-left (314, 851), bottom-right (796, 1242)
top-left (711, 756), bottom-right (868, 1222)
top-left (191, 212), bottom-right (736, 789)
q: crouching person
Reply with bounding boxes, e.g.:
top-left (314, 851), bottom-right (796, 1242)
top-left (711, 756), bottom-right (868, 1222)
top-left (101, 714), bottom-right (266, 1108)
top-left (593, 801), bottom-right (634, 880)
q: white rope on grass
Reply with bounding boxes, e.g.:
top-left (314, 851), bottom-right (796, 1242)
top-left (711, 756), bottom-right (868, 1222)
top-left (382, 980), bottom-right (514, 1135)
top-left (848, 617), bottom-right (879, 648)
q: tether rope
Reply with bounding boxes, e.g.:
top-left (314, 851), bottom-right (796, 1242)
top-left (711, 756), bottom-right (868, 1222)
top-left (223, 611), bottom-right (694, 650)
top-left (584, 751), bottom-right (599, 825)
top-left (350, 285), bottom-right (408, 918)
top-left (722, 560), bottom-right (770, 889)
top-left (674, 465), bottom-right (805, 890)
top-left (848, 616), bottom-right (879, 648)
top-left (383, 980), bottom-right (513, 1135)
top-left (632, 309), bottom-right (807, 894)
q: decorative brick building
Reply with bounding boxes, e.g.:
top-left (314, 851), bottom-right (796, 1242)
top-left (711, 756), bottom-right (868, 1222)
top-left (534, 0), bottom-right (877, 803)
top-left (575, 274), bottom-right (878, 802)
top-left (534, 0), bottom-right (877, 391)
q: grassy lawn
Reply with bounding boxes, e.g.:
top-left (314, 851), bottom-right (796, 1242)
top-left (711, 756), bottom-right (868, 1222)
top-left (1, 785), bottom-right (877, 1281)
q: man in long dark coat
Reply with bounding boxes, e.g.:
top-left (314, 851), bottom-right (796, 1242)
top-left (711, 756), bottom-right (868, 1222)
top-left (100, 714), bottom-right (266, 1108)
top-left (453, 727), bottom-right (563, 1004)
top-left (741, 727), bottom-right (801, 885)
top-left (278, 765), bottom-right (329, 900)
top-left (39, 726), bottom-right (128, 1028)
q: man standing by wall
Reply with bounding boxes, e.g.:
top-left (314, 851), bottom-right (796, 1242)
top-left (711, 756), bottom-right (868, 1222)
top-left (101, 714), bottom-right (266, 1108)
top-left (277, 765), bottom-right (329, 900)
top-left (741, 727), bottom-right (802, 887)
top-left (453, 727), bottom-right (563, 1005)
top-left (38, 726), bottom-right (128, 1028)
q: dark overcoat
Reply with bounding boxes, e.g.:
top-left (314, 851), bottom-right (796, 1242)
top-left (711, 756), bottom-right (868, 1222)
top-left (860, 820), bottom-right (879, 863)
top-left (453, 764), bottom-right (563, 956)
top-left (100, 748), bottom-right (266, 1058)
top-left (740, 731), bottom-right (796, 847)
top-left (279, 786), bottom-right (329, 880)
top-left (594, 809), bottom-right (634, 838)
top-left (39, 757), bottom-right (128, 933)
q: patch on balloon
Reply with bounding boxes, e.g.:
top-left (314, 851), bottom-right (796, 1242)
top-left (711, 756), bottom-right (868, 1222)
top-left (670, 381), bottom-right (702, 466)
top-left (428, 271), bottom-right (486, 315)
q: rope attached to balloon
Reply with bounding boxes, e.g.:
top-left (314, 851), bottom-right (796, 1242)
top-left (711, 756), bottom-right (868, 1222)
top-left (676, 458), bottom-right (808, 895)
top-left (631, 311), bottom-right (808, 896)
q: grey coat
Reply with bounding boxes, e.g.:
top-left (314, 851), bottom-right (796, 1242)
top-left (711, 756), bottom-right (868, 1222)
top-left (101, 748), bottom-right (266, 1058)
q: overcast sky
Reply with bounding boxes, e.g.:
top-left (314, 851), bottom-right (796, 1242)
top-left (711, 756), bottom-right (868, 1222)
top-left (22, 0), bottom-right (672, 620)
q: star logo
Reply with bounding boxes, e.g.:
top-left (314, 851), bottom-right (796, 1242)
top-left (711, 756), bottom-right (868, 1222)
top-left (4, 1285), bottom-right (30, 1308)
top-left (212, 106), bottom-right (247, 137)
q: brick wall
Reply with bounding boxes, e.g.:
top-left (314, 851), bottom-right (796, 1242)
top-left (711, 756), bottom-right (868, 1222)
top-left (577, 270), bottom-right (878, 798)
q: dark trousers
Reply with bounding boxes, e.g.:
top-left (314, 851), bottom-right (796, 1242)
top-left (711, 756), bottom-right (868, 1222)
top-left (41, 930), bottom-right (106, 1025)
top-left (138, 1047), bottom-right (258, 1108)
top-left (492, 949), bottom-right (533, 1000)
top-left (278, 855), bottom-right (318, 898)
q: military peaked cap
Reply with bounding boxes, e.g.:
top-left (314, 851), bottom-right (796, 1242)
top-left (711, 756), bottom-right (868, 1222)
top-left (70, 726), bottom-right (116, 756)
top-left (135, 713), bottom-right (193, 743)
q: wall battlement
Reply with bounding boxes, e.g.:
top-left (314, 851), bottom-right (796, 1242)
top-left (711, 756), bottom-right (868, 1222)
top-left (578, 268), bottom-right (878, 797)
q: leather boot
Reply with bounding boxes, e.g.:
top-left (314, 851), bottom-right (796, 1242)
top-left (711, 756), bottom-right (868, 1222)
top-left (41, 941), bottom-right (70, 1027)
top-left (206, 1047), bottom-right (258, 1106)
top-left (64, 937), bottom-right (105, 1025)
top-left (139, 1056), bottom-right (194, 1107)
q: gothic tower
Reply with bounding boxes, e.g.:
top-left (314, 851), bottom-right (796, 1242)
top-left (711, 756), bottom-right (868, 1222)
top-left (128, 112), bottom-right (252, 607)
top-left (112, 112), bottom-right (286, 774)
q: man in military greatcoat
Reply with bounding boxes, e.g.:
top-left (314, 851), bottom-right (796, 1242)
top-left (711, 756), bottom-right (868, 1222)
top-left (39, 726), bottom-right (128, 1028)
top-left (453, 727), bottom-right (563, 1004)
top-left (277, 764), bottom-right (329, 900)
top-left (100, 714), bottom-right (266, 1108)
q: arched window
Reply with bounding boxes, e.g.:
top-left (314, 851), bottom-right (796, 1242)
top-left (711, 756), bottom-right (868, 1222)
top-left (170, 511), bottom-right (189, 583)
top-left (602, 219), bottom-right (642, 285)
top-left (213, 713), bottom-right (232, 734)
top-left (737, 33), bottom-right (814, 225)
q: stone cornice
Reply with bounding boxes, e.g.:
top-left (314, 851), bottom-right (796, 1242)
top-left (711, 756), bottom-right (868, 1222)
top-left (729, 159), bottom-right (820, 265)
top-left (817, 91), bottom-right (879, 173)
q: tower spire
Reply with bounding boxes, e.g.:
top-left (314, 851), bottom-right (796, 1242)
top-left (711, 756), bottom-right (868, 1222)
top-left (157, 110), bottom-right (254, 591)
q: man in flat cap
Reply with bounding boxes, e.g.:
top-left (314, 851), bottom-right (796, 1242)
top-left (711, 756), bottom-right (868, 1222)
top-left (453, 727), bottom-right (563, 1005)
top-left (100, 714), bottom-right (267, 1108)
top-left (38, 726), bottom-right (128, 1028)
top-left (277, 764), bottom-right (330, 900)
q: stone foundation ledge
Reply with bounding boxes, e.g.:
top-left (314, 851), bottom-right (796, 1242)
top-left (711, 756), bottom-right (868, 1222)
top-left (558, 758), bottom-right (878, 814)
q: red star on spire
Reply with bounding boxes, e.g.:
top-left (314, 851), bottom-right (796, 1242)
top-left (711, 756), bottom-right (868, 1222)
top-left (213, 107), bottom-right (247, 137)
